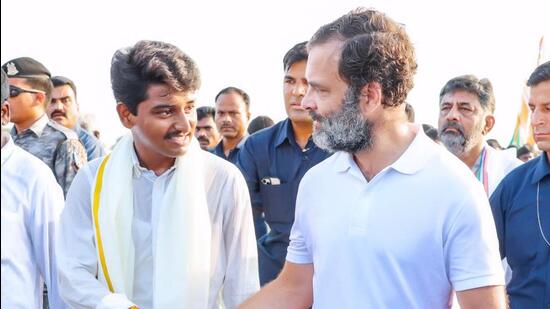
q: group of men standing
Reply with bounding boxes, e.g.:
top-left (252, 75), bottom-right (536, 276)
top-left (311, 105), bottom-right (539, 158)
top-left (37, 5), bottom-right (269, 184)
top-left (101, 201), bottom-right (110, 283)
top-left (1, 7), bottom-right (549, 309)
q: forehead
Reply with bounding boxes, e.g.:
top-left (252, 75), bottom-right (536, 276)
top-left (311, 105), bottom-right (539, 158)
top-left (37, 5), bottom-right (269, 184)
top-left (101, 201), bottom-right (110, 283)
top-left (215, 92), bottom-right (246, 110)
top-left (52, 85), bottom-right (75, 98)
top-left (197, 116), bottom-right (215, 126)
top-left (440, 90), bottom-right (481, 106)
top-left (529, 80), bottom-right (550, 105)
top-left (286, 60), bottom-right (307, 77)
top-left (146, 83), bottom-right (197, 104)
top-left (7, 77), bottom-right (31, 88)
top-left (306, 40), bottom-right (345, 85)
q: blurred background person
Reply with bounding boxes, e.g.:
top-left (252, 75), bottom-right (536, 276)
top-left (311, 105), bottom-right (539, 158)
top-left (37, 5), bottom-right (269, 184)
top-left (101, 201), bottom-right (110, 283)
top-left (247, 115), bottom-right (274, 135)
top-left (48, 76), bottom-right (105, 160)
top-left (195, 105), bottom-right (220, 150)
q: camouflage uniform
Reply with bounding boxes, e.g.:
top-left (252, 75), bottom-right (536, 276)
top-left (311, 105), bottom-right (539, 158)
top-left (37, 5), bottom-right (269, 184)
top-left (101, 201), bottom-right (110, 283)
top-left (11, 115), bottom-right (87, 196)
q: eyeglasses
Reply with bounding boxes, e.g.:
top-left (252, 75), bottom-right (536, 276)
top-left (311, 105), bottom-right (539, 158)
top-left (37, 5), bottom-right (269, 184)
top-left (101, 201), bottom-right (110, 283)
top-left (9, 85), bottom-right (45, 98)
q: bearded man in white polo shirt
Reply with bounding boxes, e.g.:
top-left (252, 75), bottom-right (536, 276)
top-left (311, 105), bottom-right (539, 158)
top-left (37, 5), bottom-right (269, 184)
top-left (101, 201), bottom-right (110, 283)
top-left (240, 8), bottom-right (505, 309)
top-left (56, 40), bottom-right (259, 309)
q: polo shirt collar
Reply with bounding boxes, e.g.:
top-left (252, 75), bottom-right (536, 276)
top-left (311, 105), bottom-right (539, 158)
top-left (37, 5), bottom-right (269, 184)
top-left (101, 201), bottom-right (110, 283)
top-left (333, 126), bottom-right (433, 176)
top-left (531, 151), bottom-right (550, 184)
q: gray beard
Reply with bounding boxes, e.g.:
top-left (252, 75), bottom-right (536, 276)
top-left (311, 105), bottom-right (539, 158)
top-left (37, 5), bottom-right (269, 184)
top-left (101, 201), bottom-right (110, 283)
top-left (439, 122), bottom-right (485, 156)
top-left (312, 89), bottom-right (374, 154)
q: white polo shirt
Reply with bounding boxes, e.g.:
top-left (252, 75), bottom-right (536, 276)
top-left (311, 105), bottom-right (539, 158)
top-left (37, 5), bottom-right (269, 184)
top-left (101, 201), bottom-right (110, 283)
top-left (286, 129), bottom-right (504, 308)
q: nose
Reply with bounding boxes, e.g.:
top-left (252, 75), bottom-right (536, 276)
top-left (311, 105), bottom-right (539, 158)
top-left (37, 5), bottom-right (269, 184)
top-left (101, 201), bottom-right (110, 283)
top-left (301, 87), bottom-right (317, 111)
top-left (531, 106), bottom-right (546, 127)
top-left (196, 128), bottom-right (207, 137)
top-left (174, 111), bottom-right (191, 132)
top-left (445, 105), bottom-right (461, 123)
top-left (292, 81), bottom-right (307, 97)
top-left (49, 101), bottom-right (64, 112)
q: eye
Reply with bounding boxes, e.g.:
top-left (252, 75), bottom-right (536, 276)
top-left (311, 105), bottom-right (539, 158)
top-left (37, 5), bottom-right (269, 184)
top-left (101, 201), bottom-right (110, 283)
top-left (285, 78), bottom-right (295, 85)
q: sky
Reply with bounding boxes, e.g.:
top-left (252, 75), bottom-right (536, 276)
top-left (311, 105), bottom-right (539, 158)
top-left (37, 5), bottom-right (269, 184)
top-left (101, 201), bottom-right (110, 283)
top-left (2, 0), bottom-right (549, 148)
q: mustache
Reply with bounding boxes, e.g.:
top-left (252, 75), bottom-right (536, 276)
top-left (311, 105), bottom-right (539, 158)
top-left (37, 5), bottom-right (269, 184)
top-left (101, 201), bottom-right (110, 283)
top-left (51, 110), bottom-right (66, 118)
top-left (164, 130), bottom-right (184, 140)
top-left (197, 136), bottom-right (210, 142)
top-left (309, 111), bottom-right (325, 122)
top-left (441, 121), bottom-right (465, 136)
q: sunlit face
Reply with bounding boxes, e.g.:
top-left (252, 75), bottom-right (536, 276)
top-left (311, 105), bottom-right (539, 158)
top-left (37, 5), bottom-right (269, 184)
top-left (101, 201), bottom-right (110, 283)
top-left (48, 85), bottom-right (79, 129)
top-left (302, 40), bottom-right (348, 130)
top-left (195, 115), bottom-right (220, 149)
top-left (302, 40), bottom-right (374, 154)
top-left (123, 84), bottom-right (197, 159)
top-left (283, 60), bottom-right (310, 123)
top-left (215, 91), bottom-right (250, 140)
top-left (438, 90), bottom-right (487, 155)
top-left (529, 80), bottom-right (550, 152)
top-left (7, 77), bottom-right (44, 125)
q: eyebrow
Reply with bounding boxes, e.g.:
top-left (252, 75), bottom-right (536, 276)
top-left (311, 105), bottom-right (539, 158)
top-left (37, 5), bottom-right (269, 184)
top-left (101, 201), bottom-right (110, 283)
top-left (284, 75), bottom-right (296, 80)
top-left (53, 96), bottom-right (71, 100)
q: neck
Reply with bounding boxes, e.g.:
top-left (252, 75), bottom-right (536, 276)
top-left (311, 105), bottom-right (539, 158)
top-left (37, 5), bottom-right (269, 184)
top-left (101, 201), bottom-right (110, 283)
top-left (353, 121), bottom-right (417, 181)
top-left (223, 136), bottom-right (243, 156)
top-left (290, 119), bottom-right (313, 149)
top-left (133, 142), bottom-right (175, 176)
top-left (546, 151), bottom-right (550, 164)
top-left (15, 113), bottom-right (43, 133)
top-left (458, 141), bottom-right (485, 169)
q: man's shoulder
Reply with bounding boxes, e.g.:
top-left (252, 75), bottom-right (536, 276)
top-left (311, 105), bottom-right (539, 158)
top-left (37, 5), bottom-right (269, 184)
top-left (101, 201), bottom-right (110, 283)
top-left (497, 155), bottom-right (537, 188)
top-left (201, 149), bottom-right (242, 179)
top-left (6, 145), bottom-right (57, 183)
top-left (244, 120), bottom-right (286, 147)
top-left (45, 120), bottom-right (79, 140)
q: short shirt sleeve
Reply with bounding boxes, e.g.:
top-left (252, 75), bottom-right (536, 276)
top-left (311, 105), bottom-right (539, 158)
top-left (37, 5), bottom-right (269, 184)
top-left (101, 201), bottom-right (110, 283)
top-left (285, 181), bottom-right (313, 264)
top-left (444, 187), bottom-right (505, 291)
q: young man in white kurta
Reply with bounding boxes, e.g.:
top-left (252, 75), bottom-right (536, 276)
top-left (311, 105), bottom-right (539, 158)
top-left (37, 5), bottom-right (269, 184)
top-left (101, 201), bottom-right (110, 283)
top-left (1, 67), bottom-right (67, 308)
top-left (56, 40), bottom-right (259, 309)
top-left (57, 150), bottom-right (259, 308)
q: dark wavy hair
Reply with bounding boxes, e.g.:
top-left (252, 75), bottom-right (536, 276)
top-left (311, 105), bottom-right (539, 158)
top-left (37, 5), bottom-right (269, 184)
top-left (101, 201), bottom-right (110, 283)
top-left (110, 40), bottom-right (201, 115)
top-left (308, 8), bottom-right (417, 108)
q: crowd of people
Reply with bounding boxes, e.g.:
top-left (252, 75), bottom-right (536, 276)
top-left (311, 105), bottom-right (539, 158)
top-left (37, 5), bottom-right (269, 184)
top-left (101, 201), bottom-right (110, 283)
top-left (1, 7), bottom-right (549, 309)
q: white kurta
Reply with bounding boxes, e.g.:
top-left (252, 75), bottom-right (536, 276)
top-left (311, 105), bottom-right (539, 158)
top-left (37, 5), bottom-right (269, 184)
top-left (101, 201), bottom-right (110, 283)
top-left (56, 149), bottom-right (259, 309)
top-left (1, 136), bottom-right (66, 309)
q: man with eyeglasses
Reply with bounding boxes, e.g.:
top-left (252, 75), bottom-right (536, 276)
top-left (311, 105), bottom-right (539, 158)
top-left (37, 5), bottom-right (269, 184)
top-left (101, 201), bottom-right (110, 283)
top-left (2, 57), bottom-right (87, 196)
top-left (47, 76), bottom-right (105, 160)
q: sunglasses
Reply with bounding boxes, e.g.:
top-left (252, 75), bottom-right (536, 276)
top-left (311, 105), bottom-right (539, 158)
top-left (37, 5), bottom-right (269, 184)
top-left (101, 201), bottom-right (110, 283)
top-left (9, 85), bottom-right (45, 98)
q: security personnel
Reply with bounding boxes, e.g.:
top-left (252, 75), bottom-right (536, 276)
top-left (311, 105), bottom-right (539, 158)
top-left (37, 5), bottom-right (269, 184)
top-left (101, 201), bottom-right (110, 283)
top-left (237, 42), bottom-right (331, 285)
top-left (2, 57), bottom-right (87, 196)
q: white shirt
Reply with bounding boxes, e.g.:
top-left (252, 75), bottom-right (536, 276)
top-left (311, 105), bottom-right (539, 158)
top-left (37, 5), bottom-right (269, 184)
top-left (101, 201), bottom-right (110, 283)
top-left (1, 136), bottom-right (66, 309)
top-left (286, 129), bottom-right (504, 308)
top-left (482, 144), bottom-right (523, 196)
top-left (57, 149), bottom-right (259, 309)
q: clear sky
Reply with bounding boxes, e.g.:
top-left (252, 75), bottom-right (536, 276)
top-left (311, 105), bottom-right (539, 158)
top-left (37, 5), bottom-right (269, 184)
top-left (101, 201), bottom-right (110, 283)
top-left (2, 0), bottom-right (549, 148)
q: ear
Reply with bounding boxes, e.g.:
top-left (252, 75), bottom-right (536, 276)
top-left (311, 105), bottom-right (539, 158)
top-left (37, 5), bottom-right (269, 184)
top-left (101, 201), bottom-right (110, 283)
top-left (1, 101), bottom-right (10, 126)
top-left (35, 92), bottom-right (47, 107)
top-left (116, 103), bottom-right (135, 129)
top-left (358, 82), bottom-right (382, 116)
top-left (482, 114), bottom-right (495, 135)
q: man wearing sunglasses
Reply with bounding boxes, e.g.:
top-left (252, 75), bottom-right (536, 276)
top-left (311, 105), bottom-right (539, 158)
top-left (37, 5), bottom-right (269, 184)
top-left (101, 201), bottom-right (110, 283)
top-left (2, 57), bottom-right (87, 196)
